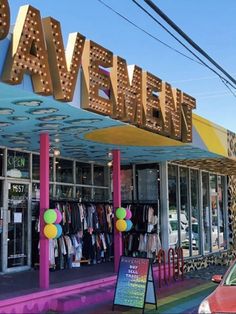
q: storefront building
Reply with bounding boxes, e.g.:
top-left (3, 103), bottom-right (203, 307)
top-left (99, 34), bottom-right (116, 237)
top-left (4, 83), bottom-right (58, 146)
top-left (0, 0), bottom-right (236, 279)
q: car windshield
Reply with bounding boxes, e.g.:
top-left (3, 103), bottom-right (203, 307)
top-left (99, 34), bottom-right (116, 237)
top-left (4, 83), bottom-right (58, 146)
top-left (224, 263), bottom-right (236, 286)
top-left (192, 224), bottom-right (198, 233)
top-left (170, 220), bottom-right (178, 231)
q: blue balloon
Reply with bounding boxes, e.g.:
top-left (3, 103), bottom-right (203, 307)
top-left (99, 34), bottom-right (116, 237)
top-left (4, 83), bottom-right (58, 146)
top-left (125, 220), bottom-right (133, 232)
top-left (55, 224), bottom-right (62, 238)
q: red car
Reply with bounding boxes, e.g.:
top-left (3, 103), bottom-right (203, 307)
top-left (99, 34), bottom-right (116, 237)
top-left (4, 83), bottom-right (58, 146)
top-left (198, 260), bottom-right (236, 313)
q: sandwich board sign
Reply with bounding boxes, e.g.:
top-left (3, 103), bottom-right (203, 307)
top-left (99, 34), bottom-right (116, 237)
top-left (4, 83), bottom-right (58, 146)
top-left (113, 256), bottom-right (157, 313)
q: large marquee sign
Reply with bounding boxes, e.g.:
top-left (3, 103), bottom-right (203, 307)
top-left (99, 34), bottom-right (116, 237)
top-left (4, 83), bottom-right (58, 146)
top-left (0, 0), bottom-right (196, 143)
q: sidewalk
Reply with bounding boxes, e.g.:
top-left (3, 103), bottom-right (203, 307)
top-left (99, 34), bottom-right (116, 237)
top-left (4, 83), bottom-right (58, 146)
top-left (0, 264), bottom-right (228, 314)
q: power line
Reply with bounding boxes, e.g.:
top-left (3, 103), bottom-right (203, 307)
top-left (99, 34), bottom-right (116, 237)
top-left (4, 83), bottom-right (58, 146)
top-left (142, 0), bottom-right (236, 87)
top-left (132, 0), bottom-right (236, 91)
top-left (96, 0), bottom-right (202, 65)
top-left (96, 0), bottom-right (236, 99)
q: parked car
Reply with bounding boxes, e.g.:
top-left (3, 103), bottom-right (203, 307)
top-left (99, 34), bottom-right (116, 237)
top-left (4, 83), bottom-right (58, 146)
top-left (182, 222), bottom-right (223, 249)
top-left (169, 219), bottom-right (187, 248)
top-left (198, 259), bottom-right (236, 313)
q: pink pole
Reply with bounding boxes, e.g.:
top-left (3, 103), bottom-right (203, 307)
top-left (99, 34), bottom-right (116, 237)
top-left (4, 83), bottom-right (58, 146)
top-left (39, 133), bottom-right (49, 289)
top-left (112, 149), bottom-right (123, 273)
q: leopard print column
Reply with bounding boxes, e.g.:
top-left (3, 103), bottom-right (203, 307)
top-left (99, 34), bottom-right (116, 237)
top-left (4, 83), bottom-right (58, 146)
top-left (228, 175), bottom-right (236, 250)
top-left (227, 130), bottom-right (236, 250)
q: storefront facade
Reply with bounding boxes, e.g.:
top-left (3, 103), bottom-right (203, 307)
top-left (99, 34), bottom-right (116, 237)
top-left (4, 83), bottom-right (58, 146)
top-left (0, 0), bottom-right (235, 278)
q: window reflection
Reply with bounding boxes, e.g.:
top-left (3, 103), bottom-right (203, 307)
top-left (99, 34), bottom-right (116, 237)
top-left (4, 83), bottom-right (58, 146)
top-left (218, 176), bottom-right (226, 249)
top-left (56, 159), bottom-right (73, 183)
top-left (121, 166), bottom-right (133, 201)
top-left (55, 185), bottom-right (73, 199)
top-left (190, 169), bottom-right (200, 256)
top-left (76, 186), bottom-right (92, 202)
top-left (202, 172), bottom-right (210, 253)
top-left (94, 165), bottom-right (108, 186)
top-left (33, 155), bottom-right (53, 181)
top-left (136, 164), bottom-right (159, 201)
top-left (210, 174), bottom-right (219, 252)
top-left (180, 167), bottom-right (189, 257)
top-left (168, 164), bottom-right (178, 249)
top-left (76, 162), bottom-right (91, 185)
top-left (93, 188), bottom-right (109, 201)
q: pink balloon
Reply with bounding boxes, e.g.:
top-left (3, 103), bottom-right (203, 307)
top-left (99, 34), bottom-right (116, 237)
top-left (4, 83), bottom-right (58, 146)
top-left (125, 209), bottom-right (132, 220)
top-left (55, 208), bottom-right (62, 224)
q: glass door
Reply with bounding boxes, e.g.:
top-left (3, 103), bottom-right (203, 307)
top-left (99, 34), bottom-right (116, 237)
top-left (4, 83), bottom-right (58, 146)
top-left (7, 182), bottom-right (29, 268)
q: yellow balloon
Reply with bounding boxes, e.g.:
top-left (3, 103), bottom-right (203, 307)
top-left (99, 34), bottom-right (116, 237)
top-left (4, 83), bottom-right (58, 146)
top-left (44, 224), bottom-right (57, 239)
top-left (116, 219), bottom-right (127, 232)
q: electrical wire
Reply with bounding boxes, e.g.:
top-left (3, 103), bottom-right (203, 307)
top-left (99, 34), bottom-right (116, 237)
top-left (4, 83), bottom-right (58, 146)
top-left (96, 0), bottom-right (202, 65)
top-left (96, 0), bottom-right (236, 99)
top-left (132, 0), bottom-right (236, 91)
top-left (143, 0), bottom-right (236, 87)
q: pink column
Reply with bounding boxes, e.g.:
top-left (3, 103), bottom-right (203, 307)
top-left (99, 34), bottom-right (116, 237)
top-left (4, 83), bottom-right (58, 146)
top-left (39, 133), bottom-right (49, 289)
top-left (112, 149), bottom-right (123, 273)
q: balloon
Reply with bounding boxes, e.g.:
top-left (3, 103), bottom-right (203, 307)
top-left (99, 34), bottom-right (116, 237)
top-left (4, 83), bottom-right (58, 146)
top-left (44, 209), bottom-right (57, 224)
top-left (44, 224), bottom-right (57, 239)
top-left (116, 219), bottom-right (127, 232)
top-left (55, 208), bottom-right (62, 224)
top-left (125, 220), bottom-right (133, 231)
top-left (125, 209), bottom-right (132, 220)
top-left (55, 224), bottom-right (62, 238)
top-left (115, 207), bottom-right (126, 219)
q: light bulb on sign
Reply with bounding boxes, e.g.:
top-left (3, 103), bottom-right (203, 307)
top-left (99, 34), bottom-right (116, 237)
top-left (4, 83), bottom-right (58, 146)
top-left (53, 148), bottom-right (60, 156)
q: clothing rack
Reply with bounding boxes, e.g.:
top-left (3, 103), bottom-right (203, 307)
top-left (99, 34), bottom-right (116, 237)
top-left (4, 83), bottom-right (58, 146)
top-left (33, 200), bottom-right (114, 269)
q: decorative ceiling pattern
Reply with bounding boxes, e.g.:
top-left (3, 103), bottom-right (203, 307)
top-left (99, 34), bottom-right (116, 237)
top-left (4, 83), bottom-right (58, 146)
top-left (0, 81), bottom-right (224, 167)
top-left (0, 83), bottom-right (214, 164)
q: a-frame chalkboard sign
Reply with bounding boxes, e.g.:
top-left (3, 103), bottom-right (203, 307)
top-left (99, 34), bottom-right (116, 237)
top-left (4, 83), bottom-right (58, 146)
top-left (113, 256), bottom-right (157, 314)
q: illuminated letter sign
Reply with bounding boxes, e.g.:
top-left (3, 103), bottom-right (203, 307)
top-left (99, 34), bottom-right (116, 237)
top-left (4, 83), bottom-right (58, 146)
top-left (0, 2), bottom-right (196, 143)
top-left (142, 71), bottom-right (164, 133)
top-left (82, 40), bottom-right (113, 115)
top-left (181, 92), bottom-right (196, 143)
top-left (42, 17), bottom-right (85, 102)
top-left (110, 56), bottom-right (144, 126)
top-left (0, 0), bottom-right (10, 40)
top-left (2, 5), bottom-right (52, 95)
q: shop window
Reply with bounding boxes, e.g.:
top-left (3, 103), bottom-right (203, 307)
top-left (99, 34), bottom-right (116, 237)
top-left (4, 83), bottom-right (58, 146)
top-left (33, 155), bottom-right (54, 182)
top-left (210, 174), bottom-right (219, 252)
top-left (218, 176), bottom-right (227, 250)
top-left (32, 182), bottom-right (40, 201)
top-left (7, 150), bottom-right (30, 179)
top-left (202, 172), bottom-right (210, 254)
top-left (56, 159), bottom-right (73, 183)
top-left (55, 185), bottom-right (73, 199)
top-left (136, 164), bottom-right (159, 202)
top-left (190, 169), bottom-right (200, 256)
top-left (76, 162), bottom-right (91, 185)
top-left (168, 164), bottom-right (179, 248)
top-left (50, 184), bottom-right (53, 198)
top-left (93, 188), bottom-right (109, 202)
top-left (76, 186), bottom-right (92, 202)
top-left (94, 165), bottom-right (108, 187)
top-left (179, 167), bottom-right (189, 257)
top-left (121, 166), bottom-right (133, 202)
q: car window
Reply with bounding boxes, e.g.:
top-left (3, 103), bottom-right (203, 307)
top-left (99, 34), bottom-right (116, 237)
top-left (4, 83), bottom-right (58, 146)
top-left (170, 220), bottom-right (178, 231)
top-left (225, 263), bottom-right (236, 285)
top-left (192, 224), bottom-right (198, 233)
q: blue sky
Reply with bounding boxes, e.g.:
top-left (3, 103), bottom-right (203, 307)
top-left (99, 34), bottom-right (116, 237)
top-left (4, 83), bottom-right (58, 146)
top-left (8, 0), bottom-right (236, 132)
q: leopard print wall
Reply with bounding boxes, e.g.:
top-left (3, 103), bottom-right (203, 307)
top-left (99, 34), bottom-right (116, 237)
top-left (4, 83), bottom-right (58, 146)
top-left (228, 175), bottom-right (236, 250)
top-left (184, 250), bottom-right (235, 272)
top-left (228, 130), bottom-right (236, 158)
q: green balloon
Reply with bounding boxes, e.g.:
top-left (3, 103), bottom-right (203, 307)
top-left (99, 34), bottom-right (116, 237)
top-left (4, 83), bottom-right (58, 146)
top-left (116, 207), bottom-right (126, 219)
top-left (44, 209), bottom-right (57, 224)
